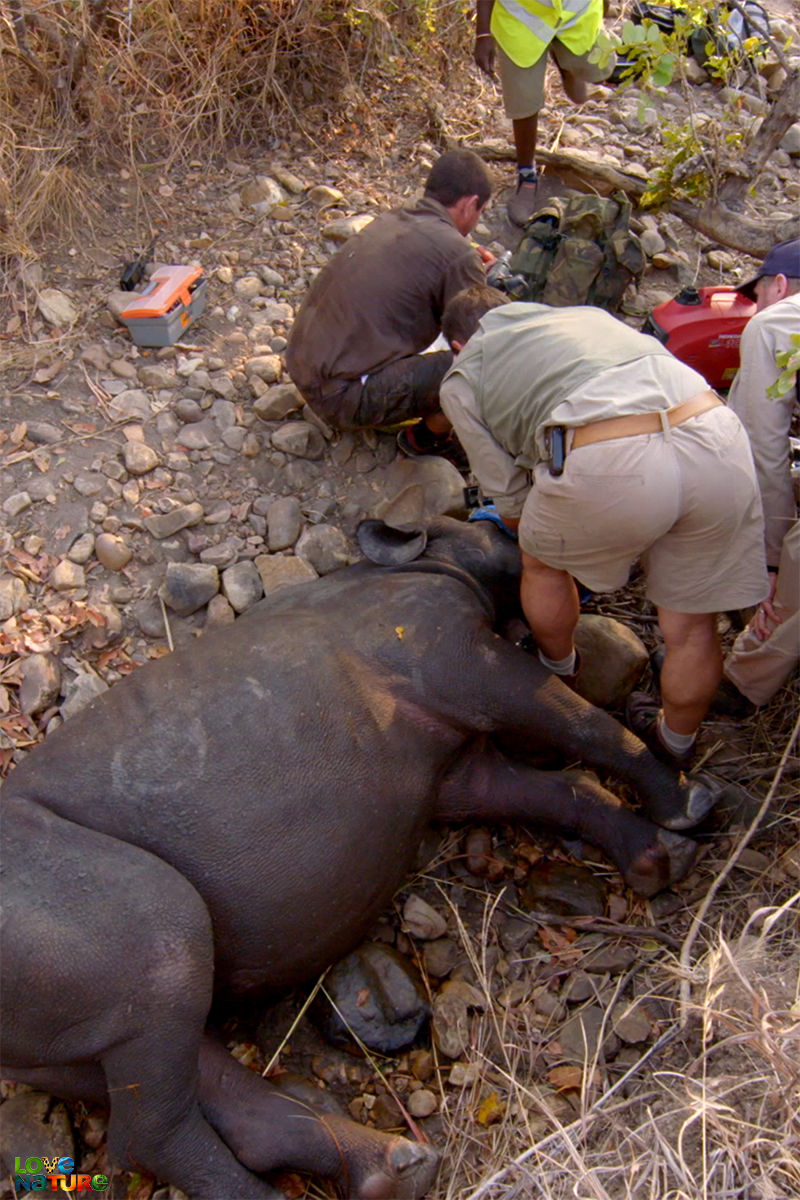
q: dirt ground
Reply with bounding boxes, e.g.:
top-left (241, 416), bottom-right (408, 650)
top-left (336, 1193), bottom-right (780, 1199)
top-left (1, 18), bottom-right (799, 1200)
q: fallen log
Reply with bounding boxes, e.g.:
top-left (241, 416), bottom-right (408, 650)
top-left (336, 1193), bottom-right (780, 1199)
top-left (463, 131), bottom-right (799, 259)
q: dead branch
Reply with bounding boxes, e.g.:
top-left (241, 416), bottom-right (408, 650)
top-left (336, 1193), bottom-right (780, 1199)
top-left (720, 65), bottom-right (800, 206)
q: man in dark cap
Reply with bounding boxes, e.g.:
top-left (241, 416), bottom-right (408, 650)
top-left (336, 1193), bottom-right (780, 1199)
top-left (719, 237), bottom-right (800, 707)
top-left (285, 149), bottom-right (493, 457)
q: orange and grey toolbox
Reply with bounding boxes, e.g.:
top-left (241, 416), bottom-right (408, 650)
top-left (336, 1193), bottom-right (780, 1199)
top-left (120, 264), bottom-right (207, 347)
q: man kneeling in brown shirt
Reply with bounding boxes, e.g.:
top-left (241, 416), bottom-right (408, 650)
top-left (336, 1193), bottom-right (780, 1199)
top-left (285, 149), bottom-right (492, 457)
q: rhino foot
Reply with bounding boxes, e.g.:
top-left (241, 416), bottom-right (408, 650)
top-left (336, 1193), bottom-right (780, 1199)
top-left (356, 1134), bottom-right (440, 1199)
top-left (624, 828), bottom-right (698, 897)
top-left (650, 777), bottom-right (717, 831)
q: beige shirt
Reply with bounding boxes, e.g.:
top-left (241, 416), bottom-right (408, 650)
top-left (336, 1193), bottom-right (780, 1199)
top-left (727, 291), bottom-right (800, 567)
top-left (441, 304), bottom-right (707, 518)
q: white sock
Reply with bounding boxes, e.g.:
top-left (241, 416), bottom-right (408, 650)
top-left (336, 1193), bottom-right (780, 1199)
top-left (538, 648), bottom-right (577, 676)
top-left (658, 714), bottom-right (696, 755)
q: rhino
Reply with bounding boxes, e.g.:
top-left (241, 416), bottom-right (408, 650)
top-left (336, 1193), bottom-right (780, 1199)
top-left (0, 517), bottom-right (714, 1199)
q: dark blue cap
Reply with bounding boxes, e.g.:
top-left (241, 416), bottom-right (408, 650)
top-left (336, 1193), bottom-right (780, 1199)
top-left (738, 237), bottom-right (800, 300)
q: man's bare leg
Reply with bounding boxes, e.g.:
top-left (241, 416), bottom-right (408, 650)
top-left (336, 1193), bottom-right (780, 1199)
top-left (656, 608), bottom-right (723, 735)
top-left (519, 552), bottom-right (580, 661)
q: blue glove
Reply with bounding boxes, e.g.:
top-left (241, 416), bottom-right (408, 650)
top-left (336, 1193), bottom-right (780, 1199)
top-left (468, 503), bottom-right (518, 542)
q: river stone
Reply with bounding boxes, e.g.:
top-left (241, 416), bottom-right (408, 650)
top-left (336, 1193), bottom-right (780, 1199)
top-left (61, 671), bottom-right (109, 719)
top-left (4, 491), bottom-right (32, 517)
top-left (19, 653), bottom-right (62, 714)
top-left (254, 554), bottom-right (318, 595)
top-left (175, 420), bottom-right (218, 450)
top-left (296, 524), bottom-right (350, 575)
top-left (175, 398), bottom-right (205, 423)
top-left (573, 615), bottom-right (648, 708)
top-left (580, 938), bottom-right (637, 975)
top-left (520, 862), bottom-right (607, 918)
top-left (205, 593), bottom-right (236, 629)
top-left (211, 399), bottom-right (237, 431)
top-left (95, 533), bottom-right (133, 571)
top-left (0, 576), bottom-right (27, 620)
top-left (422, 938), bottom-right (459, 979)
top-left (138, 364), bottom-right (176, 389)
top-left (308, 184), bottom-right (344, 206)
top-left (259, 300), bottom-right (294, 324)
top-left (374, 457), bottom-right (467, 521)
top-left (323, 214), bottom-right (374, 241)
top-left (407, 1090), bottom-right (438, 1118)
top-left (267, 497), bottom-right (302, 551)
top-left (108, 389), bottom-right (152, 421)
top-left (221, 561), bottom-right (264, 613)
top-left (781, 122), bottom-right (800, 155)
top-left (160, 562), bottom-right (220, 615)
top-left (144, 503), bottom-right (204, 539)
top-left (558, 1005), bottom-right (619, 1063)
top-left (246, 356), bottom-right (285, 385)
top-left (67, 532), bottom-right (95, 564)
top-left (0, 1092), bottom-right (75, 1177)
top-left (270, 166), bottom-right (304, 194)
top-left (639, 227), bottom-right (666, 258)
top-left (402, 894), bottom-right (448, 940)
top-left (37, 287), bottom-right (78, 326)
top-left (432, 981), bottom-right (485, 1060)
top-left (234, 275), bottom-right (263, 300)
top-left (253, 382), bottom-right (302, 418)
top-left (123, 441), bottom-right (160, 475)
top-left (611, 1000), bottom-right (652, 1043)
top-left (132, 596), bottom-right (167, 638)
top-left (50, 560), bottom-right (86, 591)
top-left (271, 421), bottom-right (325, 460)
top-left (26, 421), bottom-right (62, 444)
top-left (311, 942), bottom-right (430, 1053)
top-left (240, 176), bottom-right (286, 209)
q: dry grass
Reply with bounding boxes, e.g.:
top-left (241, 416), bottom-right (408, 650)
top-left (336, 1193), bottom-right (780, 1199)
top-left (414, 687), bottom-right (800, 1200)
top-left (0, 0), bottom-right (470, 270)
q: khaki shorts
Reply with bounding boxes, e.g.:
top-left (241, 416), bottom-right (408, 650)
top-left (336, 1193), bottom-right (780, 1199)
top-left (518, 405), bottom-right (769, 613)
top-left (497, 41), bottom-right (614, 120)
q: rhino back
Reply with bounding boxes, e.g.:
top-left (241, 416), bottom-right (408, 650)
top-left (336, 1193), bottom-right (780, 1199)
top-left (2, 566), bottom-right (489, 989)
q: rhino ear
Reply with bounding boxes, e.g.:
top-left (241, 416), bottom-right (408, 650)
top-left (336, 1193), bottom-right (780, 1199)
top-left (356, 519), bottom-right (427, 565)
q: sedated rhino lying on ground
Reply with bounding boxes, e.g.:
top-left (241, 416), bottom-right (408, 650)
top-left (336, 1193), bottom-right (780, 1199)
top-left (0, 516), bottom-right (715, 1200)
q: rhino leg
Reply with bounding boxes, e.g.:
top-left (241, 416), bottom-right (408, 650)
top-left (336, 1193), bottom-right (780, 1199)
top-left (0, 797), bottom-right (279, 1200)
top-left (456, 636), bottom-right (715, 831)
top-left (198, 1036), bottom-right (439, 1199)
top-left (436, 740), bottom-right (698, 897)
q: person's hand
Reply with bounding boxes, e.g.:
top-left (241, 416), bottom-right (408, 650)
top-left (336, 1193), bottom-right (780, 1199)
top-left (751, 572), bottom-right (781, 641)
top-left (475, 245), bottom-right (497, 267)
top-left (474, 34), bottom-right (496, 77)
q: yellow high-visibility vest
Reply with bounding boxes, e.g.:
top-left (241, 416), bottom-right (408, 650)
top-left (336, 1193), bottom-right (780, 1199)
top-left (490, 0), bottom-right (603, 68)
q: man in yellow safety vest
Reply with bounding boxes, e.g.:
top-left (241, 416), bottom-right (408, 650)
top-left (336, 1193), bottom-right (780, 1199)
top-left (474, 0), bottom-right (614, 226)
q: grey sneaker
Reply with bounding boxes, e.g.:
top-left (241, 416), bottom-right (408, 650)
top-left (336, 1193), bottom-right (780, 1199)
top-left (507, 176), bottom-right (540, 227)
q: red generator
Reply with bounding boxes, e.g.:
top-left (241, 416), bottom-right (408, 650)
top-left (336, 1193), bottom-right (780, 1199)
top-left (642, 286), bottom-right (756, 391)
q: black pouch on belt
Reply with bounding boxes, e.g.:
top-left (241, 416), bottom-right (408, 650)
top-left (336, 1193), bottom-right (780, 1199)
top-left (547, 426), bottom-right (566, 477)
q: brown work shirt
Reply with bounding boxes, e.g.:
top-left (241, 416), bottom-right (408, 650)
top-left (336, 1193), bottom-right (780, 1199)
top-left (285, 196), bottom-right (484, 410)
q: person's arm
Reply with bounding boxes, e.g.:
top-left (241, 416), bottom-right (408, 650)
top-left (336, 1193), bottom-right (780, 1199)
top-left (727, 310), bottom-right (797, 568)
top-left (441, 375), bottom-right (530, 519)
top-left (475, 0), bottom-right (496, 75)
top-left (442, 242), bottom-right (489, 306)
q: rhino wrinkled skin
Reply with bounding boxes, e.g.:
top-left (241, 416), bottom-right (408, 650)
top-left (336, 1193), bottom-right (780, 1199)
top-left (0, 518), bottom-right (712, 1199)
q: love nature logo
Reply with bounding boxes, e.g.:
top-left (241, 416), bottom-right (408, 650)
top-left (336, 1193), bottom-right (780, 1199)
top-left (12, 1155), bottom-right (109, 1192)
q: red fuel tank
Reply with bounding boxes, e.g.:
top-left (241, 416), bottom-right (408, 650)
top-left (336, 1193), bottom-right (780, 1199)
top-left (643, 286), bottom-right (756, 390)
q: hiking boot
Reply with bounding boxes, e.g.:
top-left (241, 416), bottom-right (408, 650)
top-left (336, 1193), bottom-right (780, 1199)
top-left (507, 175), bottom-right (540, 227)
top-left (650, 647), bottom-right (755, 719)
top-left (625, 691), bottom-right (695, 772)
top-left (397, 425), bottom-right (470, 471)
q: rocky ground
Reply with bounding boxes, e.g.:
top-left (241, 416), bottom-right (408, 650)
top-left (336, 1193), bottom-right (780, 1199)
top-left (1, 17), bottom-right (800, 1200)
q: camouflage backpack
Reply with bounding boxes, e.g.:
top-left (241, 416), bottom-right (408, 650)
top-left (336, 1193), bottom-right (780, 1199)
top-left (508, 191), bottom-right (645, 312)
